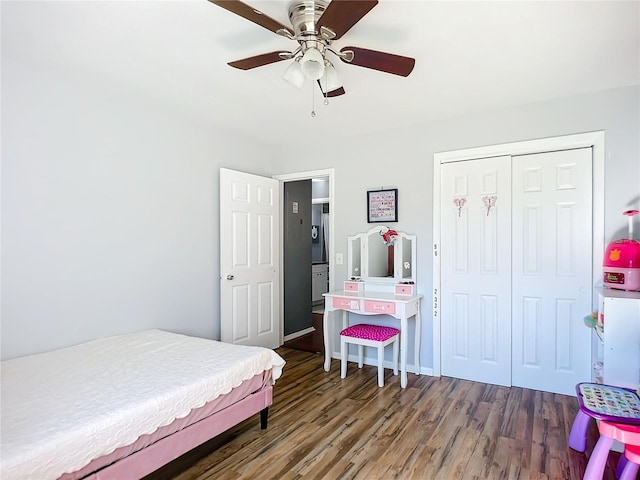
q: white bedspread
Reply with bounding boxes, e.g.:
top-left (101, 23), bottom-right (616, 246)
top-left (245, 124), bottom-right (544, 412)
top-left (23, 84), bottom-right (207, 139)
top-left (0, 329), bottom-right (285, 480)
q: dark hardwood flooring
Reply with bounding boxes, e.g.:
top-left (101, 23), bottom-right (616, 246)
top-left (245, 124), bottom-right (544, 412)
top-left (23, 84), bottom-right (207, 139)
top-left (283, 312), bottom-right (324, 354)
top-left (151, 348), bottom-right (622, 480)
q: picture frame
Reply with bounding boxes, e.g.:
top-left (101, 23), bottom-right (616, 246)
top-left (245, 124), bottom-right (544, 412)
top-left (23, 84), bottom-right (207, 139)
top-left (367, 188), bottom-right (398, 223)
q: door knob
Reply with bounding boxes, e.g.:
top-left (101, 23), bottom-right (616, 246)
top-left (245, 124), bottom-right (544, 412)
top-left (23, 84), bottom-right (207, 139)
top-left (226, 274), bottom-right (234, 280)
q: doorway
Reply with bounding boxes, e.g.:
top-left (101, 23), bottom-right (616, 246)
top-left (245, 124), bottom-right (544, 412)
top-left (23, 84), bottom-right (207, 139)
top-left (274, 169), bottom-right (335, 353)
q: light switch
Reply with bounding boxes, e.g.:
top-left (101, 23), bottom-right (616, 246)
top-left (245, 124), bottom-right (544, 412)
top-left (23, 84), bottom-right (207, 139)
top-left (336, 253), bottom-right (343, 265)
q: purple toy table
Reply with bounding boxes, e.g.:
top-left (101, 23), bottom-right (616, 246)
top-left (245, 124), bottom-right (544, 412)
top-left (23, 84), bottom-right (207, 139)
top-left (569, 383), bottom-right (640, 453)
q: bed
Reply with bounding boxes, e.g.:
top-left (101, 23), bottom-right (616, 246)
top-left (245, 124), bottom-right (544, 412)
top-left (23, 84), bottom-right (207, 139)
top-left (0, 329), bottom-right (286, 480)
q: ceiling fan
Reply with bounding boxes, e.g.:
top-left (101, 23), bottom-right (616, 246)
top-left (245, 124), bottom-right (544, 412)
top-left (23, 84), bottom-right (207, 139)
top-left (208, 0), bottom-right (416, 98)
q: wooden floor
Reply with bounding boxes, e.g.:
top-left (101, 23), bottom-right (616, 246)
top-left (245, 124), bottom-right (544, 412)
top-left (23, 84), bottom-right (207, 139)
top-left (282, 312), bottom-right (324, 354)
top-left (153, 348), bottom-right (621, 480)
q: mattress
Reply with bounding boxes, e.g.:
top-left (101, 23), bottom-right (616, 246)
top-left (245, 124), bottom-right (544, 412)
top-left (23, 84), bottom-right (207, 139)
top-left (59, 371), bottom-right (271, 480)
top-left (0, 329), bottom-right (285, 480)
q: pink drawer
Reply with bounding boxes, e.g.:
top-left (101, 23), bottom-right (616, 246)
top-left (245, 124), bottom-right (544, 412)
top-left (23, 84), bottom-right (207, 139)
top-left (344, 281), bottom-right (364, 292)
top-left (364, 300), bottom-right (396, 315)
top-left (395, 284), bottom-right (415, 296)
top-left (333, 297), bottom-right (361, 310)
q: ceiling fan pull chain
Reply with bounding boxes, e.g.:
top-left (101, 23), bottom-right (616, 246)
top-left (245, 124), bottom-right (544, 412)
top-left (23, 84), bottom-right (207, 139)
top-left (323, 71), bottom-right (329, 105)
top-left (311, 83), bottom-right (316, 118)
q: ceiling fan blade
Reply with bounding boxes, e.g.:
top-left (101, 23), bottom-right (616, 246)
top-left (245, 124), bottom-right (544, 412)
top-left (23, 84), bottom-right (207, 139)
top-left (326, 87), bottom-right (346, 97)
top-left (228, 51), bottom-right (290, 70)
top-left (316, 81), bottom-right (346, 97)
top-left (208, 0), bottom-right (294, 37)
top-left (340, 46), bottom-right (415, 77)
top-left (317, 0), bottom-right (378, 40)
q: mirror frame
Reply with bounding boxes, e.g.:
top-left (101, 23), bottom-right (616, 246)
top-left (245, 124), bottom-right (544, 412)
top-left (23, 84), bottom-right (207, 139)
top-left (348, 227), bottom-right (417, 285)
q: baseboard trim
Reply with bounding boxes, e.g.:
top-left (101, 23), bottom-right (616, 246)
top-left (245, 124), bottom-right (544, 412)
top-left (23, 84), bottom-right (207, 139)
top-left (329, 352), bottom-right (434, 376)
top-left (284, 327), bottom-right (316, 342)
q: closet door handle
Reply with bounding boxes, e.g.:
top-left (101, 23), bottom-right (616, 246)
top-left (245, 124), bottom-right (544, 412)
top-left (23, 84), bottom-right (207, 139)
top-left (226, 274), bottom-right (234, 280)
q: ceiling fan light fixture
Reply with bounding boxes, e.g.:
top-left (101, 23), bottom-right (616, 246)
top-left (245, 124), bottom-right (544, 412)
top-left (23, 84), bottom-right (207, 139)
top-left (300, 47), bottom-right (325, 80)
top-left (320, 61), bottom-right (341, 92)
top-left (283, 59), bottom-right (305, 89)
top-left (210, 0), bottom-right (416, 103)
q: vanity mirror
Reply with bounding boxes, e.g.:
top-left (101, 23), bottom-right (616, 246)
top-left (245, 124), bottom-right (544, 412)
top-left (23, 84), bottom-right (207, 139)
top-left (347, 227), bottom-right (416, 284)
top-left (324, 227), bottom-right (422, 388)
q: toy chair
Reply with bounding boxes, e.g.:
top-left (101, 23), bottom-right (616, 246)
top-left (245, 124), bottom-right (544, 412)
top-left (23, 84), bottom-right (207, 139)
top-left (340, 324), bottom-right (399, 387)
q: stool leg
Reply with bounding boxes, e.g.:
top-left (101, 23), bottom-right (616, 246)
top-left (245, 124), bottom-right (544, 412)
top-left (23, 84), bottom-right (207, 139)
top-left (568, 410), bottom-right (592, 452)
top-left (584, 435), bottom-right (615, 480)
top-left (619, 458), bottom-right (639, 480)
top-left (358, 345), bottom-right (364, 368)
top-left (392, 337), bottom-right (399, 376)
top-left (377, 344), bottom-right (384, 387)
top-left (340, 338), bottom-right (347, 379)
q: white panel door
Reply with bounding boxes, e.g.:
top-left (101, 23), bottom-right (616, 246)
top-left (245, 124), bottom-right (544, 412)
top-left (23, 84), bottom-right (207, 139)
top-left (441, 156), bottom-right (513, 386)
top-left (220, 168), bottom-right (280, 349)
top-left (511, 148), bottom-right (592, 394)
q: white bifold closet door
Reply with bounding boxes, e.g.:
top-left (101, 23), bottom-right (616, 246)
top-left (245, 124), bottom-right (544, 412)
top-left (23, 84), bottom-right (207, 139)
top-left (441, 148), bottom-right (593, 395)
top-left (511, 149), bottom-right (593, 393)
top-left (440, 155), bottom-right (513, 387)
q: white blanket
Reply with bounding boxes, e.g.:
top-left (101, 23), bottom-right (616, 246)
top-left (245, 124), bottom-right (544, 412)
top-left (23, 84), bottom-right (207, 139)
top-left (0, 329), bottom-right (285, 480)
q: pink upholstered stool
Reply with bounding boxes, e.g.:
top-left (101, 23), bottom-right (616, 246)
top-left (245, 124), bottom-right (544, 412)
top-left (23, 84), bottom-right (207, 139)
top-left (583, 420), bottom-right (640, 479)
top-left (340, 324), bottom-right (399, 388)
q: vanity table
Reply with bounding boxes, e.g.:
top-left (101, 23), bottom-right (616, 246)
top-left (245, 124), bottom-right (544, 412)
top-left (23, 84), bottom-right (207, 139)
top-left (323, 228), bottom-right (423, 388)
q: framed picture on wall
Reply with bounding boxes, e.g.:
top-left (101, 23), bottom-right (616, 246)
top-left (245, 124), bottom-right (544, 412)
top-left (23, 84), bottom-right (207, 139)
top-left (367, 188), bottom-right (398, 223)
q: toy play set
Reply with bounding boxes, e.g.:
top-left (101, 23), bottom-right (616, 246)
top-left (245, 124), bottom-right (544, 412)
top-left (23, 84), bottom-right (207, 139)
top-left (603, 210), bottom-right (640, 292)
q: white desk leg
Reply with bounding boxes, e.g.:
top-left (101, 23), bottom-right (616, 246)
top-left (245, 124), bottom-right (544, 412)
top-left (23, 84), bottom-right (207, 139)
top-left (414, 306), bottom-right (421, 376)
top-left (323, 306), bottom-right (332, 372)
top-left (400, 316), bottom-right (408, 388)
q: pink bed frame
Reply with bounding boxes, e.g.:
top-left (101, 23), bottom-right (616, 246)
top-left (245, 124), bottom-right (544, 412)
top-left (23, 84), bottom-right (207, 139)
top-left (59, 377), bottom-right (273, 480)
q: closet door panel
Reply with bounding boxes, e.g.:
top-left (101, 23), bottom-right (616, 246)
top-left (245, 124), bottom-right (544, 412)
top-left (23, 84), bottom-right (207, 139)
top-left (511, 148), bottom-right (593, 395)
top-left (441, 156), bottom-right (512, 386)
top-left (521, 296), bottom-right (542, 365)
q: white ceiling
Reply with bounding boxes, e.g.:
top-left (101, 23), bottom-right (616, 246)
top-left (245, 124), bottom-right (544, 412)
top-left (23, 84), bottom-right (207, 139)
top-left (3, 1), bottom-right (639, 147)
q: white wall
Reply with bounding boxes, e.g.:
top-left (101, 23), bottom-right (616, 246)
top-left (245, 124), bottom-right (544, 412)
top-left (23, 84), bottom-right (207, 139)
top-left (3, 43), bottom-right (637, 365)
top-left (271, 85), bottom-right (640, 372)
top-left (1, 57), bottom-right (273, 359)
